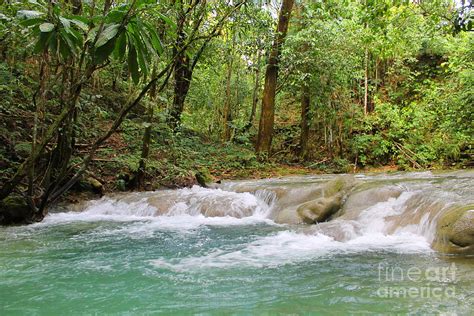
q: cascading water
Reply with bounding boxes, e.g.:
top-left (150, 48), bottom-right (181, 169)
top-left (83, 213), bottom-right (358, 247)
top-left (1, 171), bottom-right (473, 314)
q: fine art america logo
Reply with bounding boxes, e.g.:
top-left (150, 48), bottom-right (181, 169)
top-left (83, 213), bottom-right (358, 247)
top-left (376, 263), bottom-right (457, 299)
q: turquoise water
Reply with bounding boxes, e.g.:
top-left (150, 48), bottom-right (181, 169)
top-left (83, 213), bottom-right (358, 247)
top-left (1, 173), bottom-right (473, 314)
top-left (1, 218), bottom-right (472, 314)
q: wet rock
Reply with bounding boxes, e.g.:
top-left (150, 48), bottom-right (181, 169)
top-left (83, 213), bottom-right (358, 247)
top-left (274, 206), bottom-right (302, 224)
top-left (273, 176), bottom-right (354, 224)
top-left (75, 176), bottom-right (104, 195)
top-left (433, 205), bottom-right (474, 255)
top-left (340, 186), bottom-right (403, 219)
top-left (87, 177), bottom-right (104, 194)
top-left (195, 172), bottom-right (208, 188)
top-left (297, 195), bottom-right (343, 224)
top-left (0, 195), bottom-right (33, 225)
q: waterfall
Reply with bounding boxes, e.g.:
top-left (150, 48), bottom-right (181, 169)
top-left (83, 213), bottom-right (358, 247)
top-left (44, 170), bottom-right (474, 254)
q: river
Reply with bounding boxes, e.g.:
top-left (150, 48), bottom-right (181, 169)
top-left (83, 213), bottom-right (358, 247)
top-left (1, 171), bottom-right (473, 314)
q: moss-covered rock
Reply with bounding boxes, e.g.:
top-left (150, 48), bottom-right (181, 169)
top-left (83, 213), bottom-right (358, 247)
top-left (433, 205), bottom-right (474, 255)
top-left (0, 195), bottom-right (33, 225)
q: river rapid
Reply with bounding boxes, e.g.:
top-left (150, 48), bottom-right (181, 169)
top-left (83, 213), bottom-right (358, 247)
top-left (1, 171), bottom-right (473, 314)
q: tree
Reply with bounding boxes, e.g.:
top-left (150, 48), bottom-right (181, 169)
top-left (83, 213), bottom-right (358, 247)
top-left (256, 0), bottom-right (294, 155)
top-left (0, 0), bottom-right (170, 222)
top-left (167, 0), bottom-right (246, 129)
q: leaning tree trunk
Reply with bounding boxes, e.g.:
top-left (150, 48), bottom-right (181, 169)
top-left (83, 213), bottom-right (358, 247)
top-left (256, 0), bottom-right (294, 154)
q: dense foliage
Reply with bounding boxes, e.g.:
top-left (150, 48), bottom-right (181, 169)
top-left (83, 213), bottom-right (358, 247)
top-left (0, 0), bottom-right (472, 223)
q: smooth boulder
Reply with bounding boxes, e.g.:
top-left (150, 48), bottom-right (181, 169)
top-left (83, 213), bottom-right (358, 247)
top-left (433, 205), bottom-right (474, 255)
top-left (296, 194), bottom-right (343, 224)
top-left (273, 176), bottom-right (354, 224)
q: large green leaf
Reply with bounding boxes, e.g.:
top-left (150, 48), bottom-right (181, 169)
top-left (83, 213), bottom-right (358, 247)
top-left (16, 10), bottom-right (43, 19)
top-left (59, 28), bottom-right (77, 56)
top-left (33, 30), bottom-right (53, 53)
top-left (128, 44), bottom-right (140, 84)
top-left (95, 24), bottom-right (120, 47)
top-left (94, 35), bottom-right (118, 64)
top-left (156, 12), bottom-right (176, 30)
top-left (58, 35), bottom-right (71, 59)
top-left (19, 17), bottom-right (44, 27)
top-left (127, 26), bottom-right (145, 76)
top-left (86, 25), bottom-right (99, 43)
top-left (69, 18), bottom-right (89, 32)
top-left (145, 23), bottom-right (163, 55)
top-left (59, 17), bottom-right (71, 29)
top-left (113, 32), bottom-right (127, 60)
top-left (106, 7), bottom-right (128, 23)
top-left (47, 31), bottom-right (57, 54)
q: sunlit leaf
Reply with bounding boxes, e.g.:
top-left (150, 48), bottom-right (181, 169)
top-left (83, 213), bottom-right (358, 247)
top-left (95, 24), bottom-right (120, 47)
top-left (39, 22), bottom-right (54, 33)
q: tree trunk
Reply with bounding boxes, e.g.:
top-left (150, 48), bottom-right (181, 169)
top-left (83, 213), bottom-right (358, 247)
top-left (244, 50), bottom-right (261, 133)
top-left (136, 68), bottom-right (159, 189)
top-left (168, 6), bottom-right (191, 129)
top-left (256, 0), bottom-right (294, 154)
top-left (136, 104), bottom-right (154, 189)
top-left (364, 47), bottom-right (369, 115)
top-left (170, 59), bottom-right (192, 129)
top-left (222, 52), bottom-right (234, 141)
top-left (299, 84), bottom-right (310, 160)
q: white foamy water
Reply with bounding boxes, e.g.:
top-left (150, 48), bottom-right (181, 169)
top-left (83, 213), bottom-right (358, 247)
top-left (150, 230), bottom-right (431, 271)
top-left (34, 172), bottom-right (474, 270)
top-left (40, 186), bottom-right (276, 231)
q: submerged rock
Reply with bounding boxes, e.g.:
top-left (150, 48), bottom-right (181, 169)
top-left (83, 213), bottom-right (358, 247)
top-left (433, 205), bottom-right (474, 255)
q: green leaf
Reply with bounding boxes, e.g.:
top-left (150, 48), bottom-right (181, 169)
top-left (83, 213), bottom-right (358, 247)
top-left (33, 30), bottom-right (52, 53)
top-left (16, 10), bottom-right (43, 19)
top-left (113, 32), bottom-right (127, 60)
top-left (156, 12), bottom-right (176, 30)
top-left (58, 35), bottom-right (71, 59)
top-left (94, 35), bottom-right (117, 64)
top-left (39, 22), bottom-right (54, 33)
top-left (128, 44), bottom-right (140, 84)
top-left (59, 17), bottom-right (71, 29)
top-left (127, 23), bottom-right (149, 77)
top-left (145, 24), bottom-right (163, 55)
top-left (137, 0), bottom-right (155, 8)
top-left (64, 26), bottom-right (83, 47)
top-left (47, 31), bottom-right (58, 54)
top-left (69, 18), bottom-right (89, 31)
top-left (59, 28), bottom-right (77, 56)
top-left (95, 24), bottom-right (120, 47)
top-left (19, 17), bottom-right (44, 27)
top-left (106, 8), bottom-right (127, 23)
top-left (86, 25), bottom-right (99, 42)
